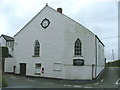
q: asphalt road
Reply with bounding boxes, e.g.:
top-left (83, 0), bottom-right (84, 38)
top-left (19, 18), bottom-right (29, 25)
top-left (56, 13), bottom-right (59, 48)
top-left (2, 67), bottom-right (120, 88)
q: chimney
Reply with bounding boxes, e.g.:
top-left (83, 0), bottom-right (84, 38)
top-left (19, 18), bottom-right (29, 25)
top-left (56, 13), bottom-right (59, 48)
top-left (57, 8), bottom-right (62, 14)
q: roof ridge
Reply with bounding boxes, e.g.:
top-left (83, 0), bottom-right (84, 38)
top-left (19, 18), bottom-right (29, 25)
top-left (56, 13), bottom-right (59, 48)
top-left (1, 34), bottom-right (14, 41)
top-left (13, 5), bottom-right (104, 47)
top-left (2, 34), bottom-right (14, 38)
top-left (14, 5), bottom-right (48, 37)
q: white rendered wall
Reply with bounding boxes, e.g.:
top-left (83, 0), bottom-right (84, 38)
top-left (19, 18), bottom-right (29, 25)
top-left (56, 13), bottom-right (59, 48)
top-left (96, 38), bottom-right (105, 77)
top-left (0, 37), bottom-right (6, 47)
top-left (5, 58), bottom-right (16, 73)
top-left (62, 16), bottom-right (96, 80)
top-left (14, 6), bottom-right (65, 79)
top-left (64, 65), bottom-right (92, 80)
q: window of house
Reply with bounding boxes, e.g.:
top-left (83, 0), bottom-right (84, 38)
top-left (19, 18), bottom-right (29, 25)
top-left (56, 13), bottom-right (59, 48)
top-left (10, 41), bottom-right (12, 47)
top-left (8, 42), bottom-right (10, 47)
top-left (35, 63), bottom-right (41, 75)
top-left (36, 64), bottom-right (41, 69)
top-left (34, 40), bottom-right (40, 56)
top-left (12, 47), bottom-right (14, 51)
top-left (74, 38), bottom-right (82, 56)
top-left (6, 42), bottom-right (8, 47)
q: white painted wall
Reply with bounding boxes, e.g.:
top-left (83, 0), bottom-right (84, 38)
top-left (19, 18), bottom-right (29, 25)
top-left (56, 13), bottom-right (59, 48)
top-left (5, 58), bottom-right (16, 72)
top-left (118, 2), bottom-right (120, 60)
top-left (13, 6), bottom-right (65, 79)
top-left (0, 37), bottom-right (6, 47)
top-left (96, 38), bottom-right (105, 77)
top-left (64, 65), bottom-right (92, 80)
top-left (62, 16), bottom-right (96, 80)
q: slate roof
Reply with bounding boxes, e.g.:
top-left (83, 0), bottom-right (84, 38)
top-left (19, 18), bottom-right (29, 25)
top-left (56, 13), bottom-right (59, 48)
top-left (1, 34), bottom-right (14, 41)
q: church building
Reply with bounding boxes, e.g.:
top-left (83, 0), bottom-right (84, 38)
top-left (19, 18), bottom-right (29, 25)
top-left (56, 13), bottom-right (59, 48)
top-left (5, 5), bottom-right (105, 80)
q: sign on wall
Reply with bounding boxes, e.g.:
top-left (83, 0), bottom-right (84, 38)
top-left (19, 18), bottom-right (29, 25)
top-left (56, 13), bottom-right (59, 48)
top-left (53, 63), bottom-right (62, 71)
top-left (73, 59), bottom-right (84, 66)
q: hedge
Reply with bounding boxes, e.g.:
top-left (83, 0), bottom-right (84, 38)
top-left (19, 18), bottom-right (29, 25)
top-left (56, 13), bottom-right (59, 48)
top-left (0, 47), bottom-right (8, 58)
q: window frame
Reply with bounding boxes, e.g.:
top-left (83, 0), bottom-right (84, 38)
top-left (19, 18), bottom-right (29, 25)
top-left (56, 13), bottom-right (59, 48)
top-left (74, 38), bottom-right (82, 56)
top-left (34, 40), bottom-right (40, 57)
top-left (35, 63), bottom-right (41, 75)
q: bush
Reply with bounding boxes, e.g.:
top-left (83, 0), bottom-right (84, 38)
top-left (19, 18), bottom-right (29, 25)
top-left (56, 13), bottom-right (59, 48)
top-left (0, 47), bottom-right (8, 58)
top-left (106, 60), bottom-right (120, 67)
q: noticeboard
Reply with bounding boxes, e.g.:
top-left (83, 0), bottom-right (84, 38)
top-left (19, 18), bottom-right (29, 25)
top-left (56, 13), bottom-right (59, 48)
top-left (73, 59), bottom-right (84, 66)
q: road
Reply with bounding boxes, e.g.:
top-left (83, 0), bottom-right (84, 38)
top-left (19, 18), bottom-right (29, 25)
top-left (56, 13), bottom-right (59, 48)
top-left (2, 67), bottom-right (120, 88)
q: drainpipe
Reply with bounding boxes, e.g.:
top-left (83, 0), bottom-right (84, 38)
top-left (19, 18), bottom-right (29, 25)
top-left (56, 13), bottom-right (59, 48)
top-left (95, 35), bottom-right (97, 79)
top-left (105, 58), bottom-right (106, 68)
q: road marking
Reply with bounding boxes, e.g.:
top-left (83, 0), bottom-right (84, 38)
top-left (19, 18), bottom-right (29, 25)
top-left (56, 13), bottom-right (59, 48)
top-left (94, 82), bottom-right (99, 85)
top-left (27, 79), bottom-right (35, 82)
top-left (44, 82), bottom-right (54, 85)
top-left (73, 85), bottom-right (82, 88)
top-left (84, 86), bottom-right (92, 88)
top-left (115, 78), bottom-right (120, 85)
top-left (10, 76), bottom-right (18, 79)
top-left (101, 79), bottom-right (104, 82)
top-left (64, 85), bottom-right (72, 87)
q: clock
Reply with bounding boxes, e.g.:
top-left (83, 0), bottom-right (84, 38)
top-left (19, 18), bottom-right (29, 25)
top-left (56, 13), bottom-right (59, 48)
top-left (41, 18), bottom-right (50, 29)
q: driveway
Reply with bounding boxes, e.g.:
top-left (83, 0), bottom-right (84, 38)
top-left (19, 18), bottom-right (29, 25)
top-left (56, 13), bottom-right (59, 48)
top-left (2, 67), bottom-right (120, 88)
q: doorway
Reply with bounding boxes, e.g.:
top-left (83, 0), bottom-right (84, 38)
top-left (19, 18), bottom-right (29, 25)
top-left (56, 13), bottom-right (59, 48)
top-left (20, 63), bottom-right (26, 76)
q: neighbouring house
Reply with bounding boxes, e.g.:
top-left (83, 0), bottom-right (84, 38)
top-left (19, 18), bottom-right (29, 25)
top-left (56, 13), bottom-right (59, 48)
top-left (0, 34), bottom-right (13, 72)
top-left (4, 5), bottom-right (105, 80)
top-left (0, 34), bottom-right (14, 57)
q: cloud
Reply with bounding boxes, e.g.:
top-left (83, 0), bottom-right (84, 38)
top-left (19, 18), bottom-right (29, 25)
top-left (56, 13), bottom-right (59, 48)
top-left (67, 1), bottom-right (118, 60)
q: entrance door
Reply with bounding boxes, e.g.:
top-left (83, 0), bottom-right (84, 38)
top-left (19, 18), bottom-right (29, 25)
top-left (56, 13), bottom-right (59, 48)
top-left (20, 63), bottom-right (26, 76)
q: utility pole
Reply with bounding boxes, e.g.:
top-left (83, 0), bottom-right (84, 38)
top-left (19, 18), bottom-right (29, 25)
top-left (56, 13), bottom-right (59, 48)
top-left (112, 49), bottom-right (114, 61)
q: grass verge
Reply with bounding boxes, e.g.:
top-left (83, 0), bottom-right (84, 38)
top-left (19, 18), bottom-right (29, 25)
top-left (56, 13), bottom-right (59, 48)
top-left (2, 73), bottom-right (8, 87)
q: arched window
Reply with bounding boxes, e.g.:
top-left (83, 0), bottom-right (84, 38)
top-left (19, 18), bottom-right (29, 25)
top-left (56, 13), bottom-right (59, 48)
top-left (74, 38), bottom-right (82, 56)
top-left (34, 40), bottom-right (40, 56)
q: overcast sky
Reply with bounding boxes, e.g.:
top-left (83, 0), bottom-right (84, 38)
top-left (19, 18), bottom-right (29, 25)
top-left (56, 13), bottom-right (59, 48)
top-left (0, 0), bottom-right (119, 62)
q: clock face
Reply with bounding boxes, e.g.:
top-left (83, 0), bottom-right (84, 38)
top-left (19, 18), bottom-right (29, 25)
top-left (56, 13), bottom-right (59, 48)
top-left (41, 18), bottom-right (50, 29)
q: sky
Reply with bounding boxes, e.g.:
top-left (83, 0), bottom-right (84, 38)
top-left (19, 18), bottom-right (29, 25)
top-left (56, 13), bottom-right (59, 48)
top-left (0, 0), bottom-right (119, 62)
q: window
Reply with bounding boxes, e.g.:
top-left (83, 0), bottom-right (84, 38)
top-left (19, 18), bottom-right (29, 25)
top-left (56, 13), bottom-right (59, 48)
top-left (10, 42), bottom-right (12, 47)
top-left (34, 40), bottom-right (40, 56)
top-left (74, 38), bottom-right (82, 56)
top-left (35, 63), bottom-right (41, 75)
top-left (36, 64), bottom-right (41, 69)
top-left (6, 42), bottom-right (8, 47)
top-left (12, 47), bottom-right (14, 51)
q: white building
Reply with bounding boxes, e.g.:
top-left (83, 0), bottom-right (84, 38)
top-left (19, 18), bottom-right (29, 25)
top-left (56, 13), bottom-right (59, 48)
top-left (5, 5), bottom-right (105, 80)
top-left (0, 34), bottom-right (14, 56)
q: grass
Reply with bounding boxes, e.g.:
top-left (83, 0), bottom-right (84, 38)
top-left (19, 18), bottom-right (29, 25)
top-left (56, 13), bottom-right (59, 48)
top-left (0, 70), bottom-right (2, 88)
top-left (0, 70), bottom-right (8, 87)
top-left (106, 60), bottom-right (120, 67)
top-left (2, 74), bottom-right (8, 87)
